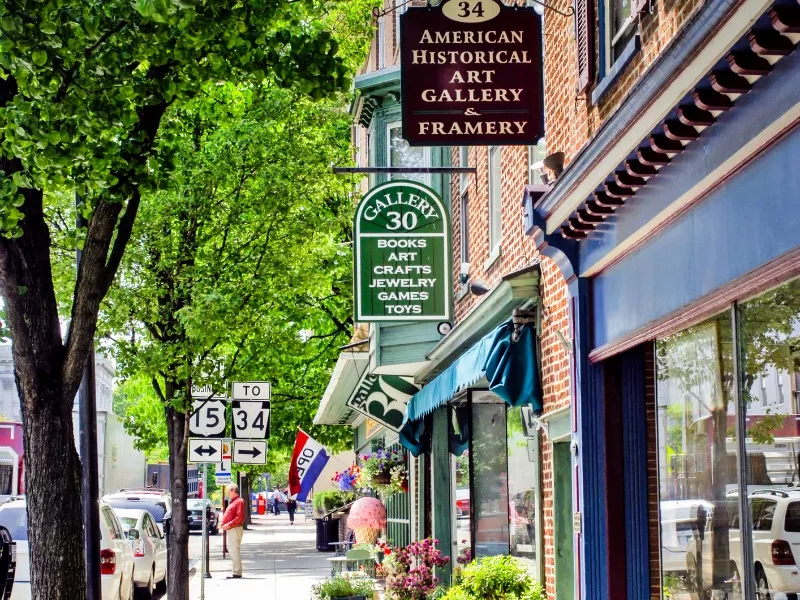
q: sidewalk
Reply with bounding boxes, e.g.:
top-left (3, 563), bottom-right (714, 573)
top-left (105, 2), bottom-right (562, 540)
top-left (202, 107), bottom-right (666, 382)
top-left (189, 512), bottom-right (330, 599)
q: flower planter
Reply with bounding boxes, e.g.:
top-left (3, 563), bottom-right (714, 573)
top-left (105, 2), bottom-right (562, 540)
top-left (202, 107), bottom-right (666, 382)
top-left (332, 596), bottom-right (367, 600)
top-left (372, 472), bottom-right (392, 485)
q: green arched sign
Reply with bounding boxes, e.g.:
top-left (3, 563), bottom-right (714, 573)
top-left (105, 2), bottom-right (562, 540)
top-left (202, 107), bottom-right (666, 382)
top-left (354, 180), bottom-right (451, 322)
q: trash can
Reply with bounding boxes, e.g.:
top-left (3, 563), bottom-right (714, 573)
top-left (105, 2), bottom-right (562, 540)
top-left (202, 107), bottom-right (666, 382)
top-left (315, 516), bottom-right (340, 552)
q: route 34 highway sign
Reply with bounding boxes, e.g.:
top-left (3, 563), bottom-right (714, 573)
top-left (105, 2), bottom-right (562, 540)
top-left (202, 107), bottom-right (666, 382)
top-left (189, 438), bottom-right (222, 464)
top-left (233, 440), bottom-right (267, 465)
top-left (231, 400), bottom-right (270, 440)
top-left (188, 399), bottom-right (227, 438)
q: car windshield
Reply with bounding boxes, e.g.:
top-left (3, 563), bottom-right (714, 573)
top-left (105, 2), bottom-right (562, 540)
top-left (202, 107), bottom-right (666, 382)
top-left (105, 498), bottom-right (168, 523)
top-left (0, 507), bottom-right (28, 541)
top-left (117, 516), bottom-right (138, 531)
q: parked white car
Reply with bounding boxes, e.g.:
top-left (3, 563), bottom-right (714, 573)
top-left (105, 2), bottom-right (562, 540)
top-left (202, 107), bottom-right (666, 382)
top-left (113, 509), bottom-right (167, 599)
top-left (685, 489), bottom-right (800, 599)
top-left (0, 499), bottom-right (135, 600)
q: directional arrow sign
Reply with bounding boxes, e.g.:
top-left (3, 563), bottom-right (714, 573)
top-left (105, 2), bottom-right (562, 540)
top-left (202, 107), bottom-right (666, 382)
top-left (233, 440), bottom-right (267, 465)
top-left (189, 438), bottom-right (222, 464)
top-left (231, 401), bottom-right (270, 440)
top-left (188, 399), bottom-right (227, 438)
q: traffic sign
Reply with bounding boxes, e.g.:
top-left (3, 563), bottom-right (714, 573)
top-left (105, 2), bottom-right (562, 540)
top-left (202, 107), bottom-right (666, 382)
top-left (218, 456), bottom-right (231, 473)
top-left (231, 401), bottom-right (270, 439)
top-left (189, 399), bottom-right (227, 438)
top-left (216, 474), bottom-right (232, 485)
top-left (232, 381), bottom-right (271, 400)
top-left (189, 438), bottom-right (222, 464)
top-left (233, 440), bottom-right (267, 465)
top-left (191, 384), bottom-right (227, 400)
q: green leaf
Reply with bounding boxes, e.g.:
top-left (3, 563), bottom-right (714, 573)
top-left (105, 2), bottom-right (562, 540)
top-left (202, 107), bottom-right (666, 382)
top-left (32, 50), bottom-right (47, 66)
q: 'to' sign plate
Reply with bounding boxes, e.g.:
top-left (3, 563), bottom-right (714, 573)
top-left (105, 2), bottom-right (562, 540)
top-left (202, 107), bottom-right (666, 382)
top-left (231, 381), bottom-right (271, 401)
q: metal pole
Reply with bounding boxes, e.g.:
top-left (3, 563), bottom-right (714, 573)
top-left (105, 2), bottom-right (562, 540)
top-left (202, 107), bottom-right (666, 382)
top-left (77, 193), bottom-right (102, 600)
top-left (204, 466), bottom-right (211, 579)
top-left (222, 486), bottom-right (228, 558)
top-left (201, 465), bottom-right (207, 599)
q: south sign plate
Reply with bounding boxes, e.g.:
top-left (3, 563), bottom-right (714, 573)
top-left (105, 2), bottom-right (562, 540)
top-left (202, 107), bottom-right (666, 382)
top-left (400, 0), bottom-right (543, 146)
top-left (354, 181), bottom-right (451, 322)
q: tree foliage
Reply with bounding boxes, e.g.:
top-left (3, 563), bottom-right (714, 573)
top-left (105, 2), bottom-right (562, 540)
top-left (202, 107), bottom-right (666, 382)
top-left (0, 1), bottom-right (373, 598)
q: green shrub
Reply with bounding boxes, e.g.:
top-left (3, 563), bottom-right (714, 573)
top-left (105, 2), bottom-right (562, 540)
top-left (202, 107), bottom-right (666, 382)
top-left (311, 575), bottom-right (375, 600)
top-left (313, 491), bottom-right (356, 514)
top-left (443, 555), bottom-right (545, 600)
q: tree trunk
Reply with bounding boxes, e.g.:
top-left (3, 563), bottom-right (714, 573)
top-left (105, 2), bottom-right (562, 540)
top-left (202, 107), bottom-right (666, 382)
top-left (240, 474), bottom-right (251, 528)
top-left (166, 383), bottom-right (190, 600)
top-left (20, 379), bottom-right (86, 600)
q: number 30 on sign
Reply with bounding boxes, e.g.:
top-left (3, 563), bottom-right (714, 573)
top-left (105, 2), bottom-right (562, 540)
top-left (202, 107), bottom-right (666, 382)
top-left (231, 400), bottom-right (270, 440)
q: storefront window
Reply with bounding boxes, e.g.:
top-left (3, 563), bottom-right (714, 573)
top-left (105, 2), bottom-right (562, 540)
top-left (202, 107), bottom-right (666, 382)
top-left (656, 312), bottom-right (738, 599)
top-left (387, 122), bottom-right (428, 184)
top-left (507, 406), bottom-right (539, 574)
top-left (454, 451), bottom-right (471, 565)
top-left (739, 278), bottom-right (800, 599)
top-left (471, 393), bottom-right (510, 558)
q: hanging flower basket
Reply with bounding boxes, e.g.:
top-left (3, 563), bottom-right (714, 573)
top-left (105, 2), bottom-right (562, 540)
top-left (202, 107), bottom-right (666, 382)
top-left (372, 471), bottom-right (392, 485)
top-left (359, 448), bottom-right (408, 494)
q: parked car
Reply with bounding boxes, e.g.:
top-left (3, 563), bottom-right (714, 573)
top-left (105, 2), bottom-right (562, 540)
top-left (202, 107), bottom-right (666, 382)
top-left (0, 499), bottom-right (135, 600)
top-left (103, 490), bottom-right (172, 535)
top-left (265, 491), bottom-right (286, 513)
top-left (685, 489), bottom-right (800, 599)
top-left (113, 509), bottom-right (167, 599)
top-left (187, 499), bottom-right (218, 535)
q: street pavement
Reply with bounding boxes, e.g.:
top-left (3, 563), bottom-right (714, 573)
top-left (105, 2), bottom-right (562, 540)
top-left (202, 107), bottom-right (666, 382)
top-left (187, 511), bottom-right (330, 599)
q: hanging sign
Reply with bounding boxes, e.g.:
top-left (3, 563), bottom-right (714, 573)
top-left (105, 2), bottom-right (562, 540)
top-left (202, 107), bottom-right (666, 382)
top-left (346, 372), bottom-right (420, 432)
top-left (354, 180), bottom-right (451, 322)
top-left (400, 0), bottom-right (543, 146)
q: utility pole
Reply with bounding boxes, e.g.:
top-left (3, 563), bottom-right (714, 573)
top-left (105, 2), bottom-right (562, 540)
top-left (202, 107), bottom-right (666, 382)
top-left (76, 193), bottom-right (102, 600)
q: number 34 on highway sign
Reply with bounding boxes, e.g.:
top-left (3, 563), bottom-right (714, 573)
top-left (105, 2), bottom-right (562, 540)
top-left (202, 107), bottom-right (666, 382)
top-left (231, 401), bottom-right (270, 439)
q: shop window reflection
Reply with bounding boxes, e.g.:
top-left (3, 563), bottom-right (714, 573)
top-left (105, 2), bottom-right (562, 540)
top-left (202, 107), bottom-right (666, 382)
top-left (740, 278), bottom-right (800, 600)
top-left (507, 406), bottom-right (539, 574)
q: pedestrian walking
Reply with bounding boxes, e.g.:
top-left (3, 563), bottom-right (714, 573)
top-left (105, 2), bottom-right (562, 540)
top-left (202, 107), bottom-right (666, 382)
top-left (220, 484), bottom-right (246, 579)
top-left (272, 487), bottom-right (283, 515)
top-left (285, 490), bottom-right (297, 525)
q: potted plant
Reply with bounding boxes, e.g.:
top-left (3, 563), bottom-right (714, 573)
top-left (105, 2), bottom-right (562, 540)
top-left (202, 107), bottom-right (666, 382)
top-left (332, 464), bottom-right (362, 492)
top-left (379, 538), bottom-right (450, 600)
top-left (441, 555), bottom-right (546, 600)
top-left (360, 448), bottom-right (408, 493)
top-left (311, 575), bottom-right (376, 600)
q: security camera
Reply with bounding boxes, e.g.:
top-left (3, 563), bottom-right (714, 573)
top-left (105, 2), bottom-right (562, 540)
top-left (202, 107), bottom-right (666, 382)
top-left (459, 262), bottom-right (471, 284)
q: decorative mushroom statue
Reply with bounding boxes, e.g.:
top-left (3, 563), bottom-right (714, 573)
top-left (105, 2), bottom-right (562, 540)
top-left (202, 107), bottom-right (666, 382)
top-left (348, 496), bottom-right (387, 544)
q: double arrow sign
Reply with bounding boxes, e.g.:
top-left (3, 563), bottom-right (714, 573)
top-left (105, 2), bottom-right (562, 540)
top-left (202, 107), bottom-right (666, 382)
top-left (189, 436), bottom-right (268, 465)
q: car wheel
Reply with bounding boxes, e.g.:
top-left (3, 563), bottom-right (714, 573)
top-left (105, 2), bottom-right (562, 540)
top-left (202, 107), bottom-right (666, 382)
top-left (756, 568), bottom-right (771, 600)
top-left (135, 568), bottom-right (154, 600)
top-left (156, 563), bottom-right (167, 594)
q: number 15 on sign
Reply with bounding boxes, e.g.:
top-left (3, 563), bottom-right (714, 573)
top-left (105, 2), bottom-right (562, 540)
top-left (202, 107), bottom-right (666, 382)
top-left (232, 401), bottom-right (270, 439)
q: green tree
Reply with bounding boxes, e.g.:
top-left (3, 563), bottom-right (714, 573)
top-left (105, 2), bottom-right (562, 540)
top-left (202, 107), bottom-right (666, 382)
top-left (0, 2), bottom-right (354, 598)
top-left (101, 81), bottom-right (358, 597)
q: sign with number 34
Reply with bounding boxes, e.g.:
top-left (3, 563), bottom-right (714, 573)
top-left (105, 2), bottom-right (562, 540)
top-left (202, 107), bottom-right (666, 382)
top-left (231, 400), bottom-right (270, 440)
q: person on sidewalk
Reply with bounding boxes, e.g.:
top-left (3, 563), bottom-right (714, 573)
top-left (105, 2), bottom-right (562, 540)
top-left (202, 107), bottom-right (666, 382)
top-left (220, 485), bottom-right (246, 579)
top-left (285, 490), bottom-right (297, 525)
top-left (272, 487), bottom-right (283, 515)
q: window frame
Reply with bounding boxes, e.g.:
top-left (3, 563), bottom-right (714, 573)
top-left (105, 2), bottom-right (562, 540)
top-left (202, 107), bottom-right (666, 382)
top-left (386, 120), bottom-right (430, 186)
top-left (487, 145), bottom-right (502, 264)
top-left (604, 0), bottom-right (637, 70)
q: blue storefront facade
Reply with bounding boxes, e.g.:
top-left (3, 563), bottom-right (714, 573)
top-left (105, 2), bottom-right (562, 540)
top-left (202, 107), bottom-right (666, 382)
top-left (525, 0), bottom-right (800, 597)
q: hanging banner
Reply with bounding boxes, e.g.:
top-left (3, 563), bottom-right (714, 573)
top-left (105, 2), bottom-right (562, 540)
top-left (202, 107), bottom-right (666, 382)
top-left (346, 373), bottom-right (420, 432)
top-left (354, 180), bottom-right (451, 322)
top-left (400, 0), bottom-right (543, 146)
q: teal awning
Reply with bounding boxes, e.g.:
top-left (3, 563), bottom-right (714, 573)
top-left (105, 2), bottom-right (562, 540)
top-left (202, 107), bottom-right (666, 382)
top-left (400, 320), bottom-right (541, 455)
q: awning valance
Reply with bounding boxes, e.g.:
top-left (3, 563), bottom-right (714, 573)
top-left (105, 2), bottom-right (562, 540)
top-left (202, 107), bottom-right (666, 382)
top-left (400, 319), bottom-right (542, 455)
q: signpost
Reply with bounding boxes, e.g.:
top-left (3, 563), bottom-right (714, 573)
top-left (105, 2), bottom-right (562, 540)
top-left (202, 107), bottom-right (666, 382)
top-left (233, 440), bottom-right (268, 465)
top-left (354, 180), bottom-right (451, 322)
top-left (400, 0), bottom-right (543, 146)
top-left (345, 373), bottom-right (420, 431)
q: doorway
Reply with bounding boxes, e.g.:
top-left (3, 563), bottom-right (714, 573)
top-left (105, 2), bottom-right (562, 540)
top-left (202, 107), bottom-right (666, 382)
top-left (553, 441), bottom-right (574, 600)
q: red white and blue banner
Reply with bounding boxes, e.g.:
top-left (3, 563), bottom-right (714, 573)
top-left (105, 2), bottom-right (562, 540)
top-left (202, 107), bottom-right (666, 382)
top-left (288, 429), bottom-right (330, 502)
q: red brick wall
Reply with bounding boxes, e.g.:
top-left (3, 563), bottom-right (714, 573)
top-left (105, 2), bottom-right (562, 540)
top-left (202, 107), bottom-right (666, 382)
top-left (450, 142), bottom-right (571, 598)
top-left (543, 0), bottom-right (706, 166)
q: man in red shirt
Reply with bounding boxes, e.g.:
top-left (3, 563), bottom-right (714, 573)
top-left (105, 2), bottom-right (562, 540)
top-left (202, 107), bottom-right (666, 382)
top-left (220, 484), bottom-right (246, 578)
